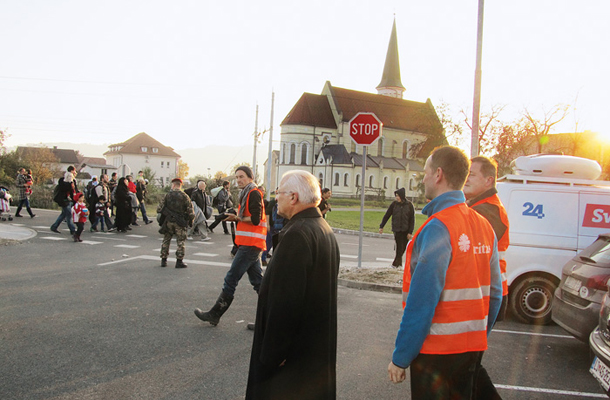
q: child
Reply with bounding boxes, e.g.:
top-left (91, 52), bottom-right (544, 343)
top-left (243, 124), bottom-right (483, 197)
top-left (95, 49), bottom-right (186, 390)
top-left (24, 169), bottom-right (33, 196)
top-left (0, 186), bottom-right (13, 221)
top-left (71, 193), bottom-right (89, 242)
top-left (91, 195), bottom-right (108, 232)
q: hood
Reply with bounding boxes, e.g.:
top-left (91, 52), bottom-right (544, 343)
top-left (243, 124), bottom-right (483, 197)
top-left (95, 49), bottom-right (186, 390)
top-left (394, 187), bottom-right (406, 202)
top-left (73, 192), bottom-right (83, 202)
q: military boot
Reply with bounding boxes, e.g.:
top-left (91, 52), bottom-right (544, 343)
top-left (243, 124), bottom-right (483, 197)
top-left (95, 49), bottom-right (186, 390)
top-left (160, 258), bottom-right (167, 267)
top-left (194, 291), bottom-right (234, 326)
top-left (175, 259), bottom-right (188, 269)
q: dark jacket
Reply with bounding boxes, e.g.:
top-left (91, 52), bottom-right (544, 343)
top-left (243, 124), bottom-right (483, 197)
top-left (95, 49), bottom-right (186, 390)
top-left (190, 188), bottom-right (208, 212)
top-left (379, 188), bottom-right (415, 234)
top-left (136, 181), bottom-right (147, 202)
top-left (246, 206), bottom-right (340, 400)
top-left (53, 178), bottom-right (75, 207)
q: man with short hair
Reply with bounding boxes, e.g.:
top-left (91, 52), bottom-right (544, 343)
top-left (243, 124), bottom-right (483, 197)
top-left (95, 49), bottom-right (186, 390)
top-left (195, 166), bottom-right (266, 326)
top-left (246, 170), bottom-right (340, 399)
top-left (388, 146), bottom-right (502, 399)
top-left (15, 168), bottom-right (35, 218)
top-left (94, 174), bottom-right (115, 231)
top-left (108, 172), bottom-right (118, 217)
top-left (208, 180), bottom-right (232, 234)
top-left (50, 166), bottom-right (77, 235)
top-left (189, 180), bottom-right (211, 241)
top-left (157, 178), bottom-right (195, 268)
top-left (318, 188), bottom-right (332, 218)
top-left (136, 177), bottom-right (152, 225)
top-left (463, 155), bottom-right (510, 400)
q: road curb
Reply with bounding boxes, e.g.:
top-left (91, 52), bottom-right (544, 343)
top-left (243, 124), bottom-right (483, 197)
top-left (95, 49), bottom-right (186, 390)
top-left (332, 228), bottom-right (393, 239)
top-left (338, 278), bottom-right (401, 294)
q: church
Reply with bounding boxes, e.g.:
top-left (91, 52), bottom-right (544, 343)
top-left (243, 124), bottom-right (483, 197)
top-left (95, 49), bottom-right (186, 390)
top-left (267, 19), bottom-right (446, 200)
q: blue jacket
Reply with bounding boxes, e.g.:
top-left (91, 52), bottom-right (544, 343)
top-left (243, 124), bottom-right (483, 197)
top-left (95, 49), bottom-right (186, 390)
top-left (392, 190), bottom-right (502, 368)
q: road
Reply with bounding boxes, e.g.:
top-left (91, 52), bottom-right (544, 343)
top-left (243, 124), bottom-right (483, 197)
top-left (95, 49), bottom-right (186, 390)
top-left (0, 209), bottom-right (607, 399)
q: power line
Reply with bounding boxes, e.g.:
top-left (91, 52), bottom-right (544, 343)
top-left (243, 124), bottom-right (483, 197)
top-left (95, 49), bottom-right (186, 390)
top-left (0, 75), bottom-right (205, 87)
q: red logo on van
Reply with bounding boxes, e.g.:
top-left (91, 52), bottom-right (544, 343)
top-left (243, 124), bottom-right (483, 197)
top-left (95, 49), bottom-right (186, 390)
top-left (583, 204), bottom-right (610, 228)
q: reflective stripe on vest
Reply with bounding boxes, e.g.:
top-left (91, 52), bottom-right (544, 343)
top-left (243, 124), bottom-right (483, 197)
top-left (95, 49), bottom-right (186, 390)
top-left (471, 194), bottom-right (510, 296)
top-left (234, 188), bottom-right (267, 250)
top-left (402, 203), bottom-right (495, 355)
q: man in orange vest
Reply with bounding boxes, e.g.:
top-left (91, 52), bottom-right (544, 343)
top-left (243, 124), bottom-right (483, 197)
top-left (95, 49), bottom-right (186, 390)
top-left (464, 155), bottom-right (510, 400)
top-left (388, 146), bottom-right (502, 399)
top-left (194, 166), bottom-right (267, 326)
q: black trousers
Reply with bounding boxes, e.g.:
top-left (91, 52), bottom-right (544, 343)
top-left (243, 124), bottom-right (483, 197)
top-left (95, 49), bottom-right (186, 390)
top-left (393, 231), bottom-right (409, 267)
top-left (410, 351), bottom-right (482, 400)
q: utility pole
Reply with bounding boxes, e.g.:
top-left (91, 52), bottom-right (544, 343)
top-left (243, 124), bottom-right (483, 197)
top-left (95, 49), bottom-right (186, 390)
top-left (471, 0), bottom-right (485, 158)
top-left (253, 105), bottom-right (259, 182)
top-left (266, 91), bottom-right (274, 200)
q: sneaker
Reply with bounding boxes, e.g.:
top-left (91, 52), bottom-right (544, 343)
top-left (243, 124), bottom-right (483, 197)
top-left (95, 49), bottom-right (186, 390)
top-left (145, 220), bottom-right (153, 225)
top-left (14, 214), bottom-right (23, 218)
top-left (108, 227), bottom-right (116, 232)
top-left (50, 228), bottom-right (61, 234)
top-left (30, 214), bottom-right (36, 218)
top-left (186, 236), bottom-right (193, 241)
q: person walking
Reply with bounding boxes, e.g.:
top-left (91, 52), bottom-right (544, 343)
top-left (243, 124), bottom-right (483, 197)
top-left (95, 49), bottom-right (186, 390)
top-left (464, 155), bottom-right (510, 400)
top-left (388, 146), bottom-right (502, 400)
top-left (157, 178), bottom-right (195, 268)
top-left (15, 168), bottom-right (36, 218)
top-left (113, 177), bottom-right (132, 233)
top-left (136, 177), bottom-right (152, 225)
top-left (50, 166), bottom-right (77, 235)
top-left (189, 180), bottom-right (211, 241)
top-left (245, 170), bottom-right (340, 399)
top-left (379, 187), bottom-right (415, 268)
top-left (208, 180), bottom-right (233, 234)
top-left (194, 166), bottom-right (266, 326)
top-left (318, 188), bottom-right (332, 218)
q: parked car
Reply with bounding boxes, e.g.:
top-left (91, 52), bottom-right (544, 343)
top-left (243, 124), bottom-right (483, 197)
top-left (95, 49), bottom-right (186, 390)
top-left (589, 291), bottom-right (610, 396)
top-left (552, 233), bottom-right (610, 341)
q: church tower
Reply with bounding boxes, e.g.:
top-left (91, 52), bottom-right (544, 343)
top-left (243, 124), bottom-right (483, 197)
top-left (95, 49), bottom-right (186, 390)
top-left (376, 18), bottom-right (406, 99)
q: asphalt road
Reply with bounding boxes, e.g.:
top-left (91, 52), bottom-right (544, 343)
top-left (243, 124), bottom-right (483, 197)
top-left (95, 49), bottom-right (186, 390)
top-left (0, 209), bottom-right (607, 399)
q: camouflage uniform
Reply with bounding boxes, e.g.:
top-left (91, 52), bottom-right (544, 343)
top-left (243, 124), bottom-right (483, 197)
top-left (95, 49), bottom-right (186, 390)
top-left (158, 188), bottom-right (195, 261)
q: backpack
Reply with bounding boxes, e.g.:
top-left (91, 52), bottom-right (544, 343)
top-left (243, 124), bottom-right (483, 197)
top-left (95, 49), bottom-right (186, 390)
top-left (53, 182), bottom-right (65, 205)
top-left (86, 185), bottom-right (99, 207)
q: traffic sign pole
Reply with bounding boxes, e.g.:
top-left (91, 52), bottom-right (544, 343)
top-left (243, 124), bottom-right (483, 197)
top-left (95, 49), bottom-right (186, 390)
top-left (358, 146), bottom-right (367, 269)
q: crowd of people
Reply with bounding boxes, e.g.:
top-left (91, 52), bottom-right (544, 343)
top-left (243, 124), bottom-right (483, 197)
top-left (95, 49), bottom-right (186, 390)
top-left (9, 146), bottom-right (509, 399)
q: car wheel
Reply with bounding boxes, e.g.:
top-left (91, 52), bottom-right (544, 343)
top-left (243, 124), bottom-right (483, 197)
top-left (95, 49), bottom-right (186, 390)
top-left (509, 276), bottom-right (557, 325)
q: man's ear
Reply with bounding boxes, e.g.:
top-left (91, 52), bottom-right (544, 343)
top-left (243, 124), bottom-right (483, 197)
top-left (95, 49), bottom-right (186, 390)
top-left (290, 192), bottom-right (299, 205)
top-left (435, 167), bottom-right (444, 185)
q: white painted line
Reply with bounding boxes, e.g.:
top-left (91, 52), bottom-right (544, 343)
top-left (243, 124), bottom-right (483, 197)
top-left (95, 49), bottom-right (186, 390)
top-left (126, 234), bottom-right (147, 238)
top-left (342, 243), bottom-right (369, 247)
top-left (341, 255), bottom-right (358, 259)
top-left (41, 236), bottom-right (67, 241)
top-left (11, 223), bottom-right (25, 226)
top-left (376, 257), bottom-right (393, 262)
top-left (114, 244), bottom-right (140, 249)
top-left (80, 240), bottom-right (104, 245)
top-left (33, 225), bottom-right (48, 229)
top-left (495, 384), bottom-right (606, 398)
top-left (493, 329), bottom-right (575, 339)
top-left (98, 255), bottom-right (232, 267)
top-left (193, 253), bottom-right (219, 257)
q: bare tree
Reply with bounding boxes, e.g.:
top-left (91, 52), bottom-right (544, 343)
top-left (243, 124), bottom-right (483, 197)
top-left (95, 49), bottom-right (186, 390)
top-left (460, 104), bottom-right (506, 156)
top-left (522, 104), bottom-right (569, 153)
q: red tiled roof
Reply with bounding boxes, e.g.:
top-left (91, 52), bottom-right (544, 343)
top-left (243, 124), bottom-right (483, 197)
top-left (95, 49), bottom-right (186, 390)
top-left (281, 93), bottom-right (337, 129)
top-left (104, 132), bottom-right (180, 158)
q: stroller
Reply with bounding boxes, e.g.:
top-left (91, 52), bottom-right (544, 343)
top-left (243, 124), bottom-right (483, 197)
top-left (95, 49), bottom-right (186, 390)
top-left (0, 186), bottom-right (13, 221)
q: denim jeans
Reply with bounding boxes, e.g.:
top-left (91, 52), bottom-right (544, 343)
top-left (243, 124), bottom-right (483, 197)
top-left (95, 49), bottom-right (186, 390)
top-left (139, 202), bottom-right (150, 223)
top-left (222, 245), bottom-right (263, 297)
top-left (16, 198), bottom-right (33, 216)
top-left (51, 202), bottom-right (76, 234)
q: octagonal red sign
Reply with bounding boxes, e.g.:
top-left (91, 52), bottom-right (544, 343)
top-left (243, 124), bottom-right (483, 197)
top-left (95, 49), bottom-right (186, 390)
top-left (349, 112), bottom-right (383, 146)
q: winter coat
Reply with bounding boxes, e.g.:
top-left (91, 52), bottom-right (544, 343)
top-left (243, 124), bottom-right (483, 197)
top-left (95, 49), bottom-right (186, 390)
top-left (246, 206), bottom-right (340, 400)
top-left (380, 188), bottom-right (415, 234)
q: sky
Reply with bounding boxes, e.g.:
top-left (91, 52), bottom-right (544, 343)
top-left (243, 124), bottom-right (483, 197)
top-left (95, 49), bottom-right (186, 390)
top-left (1, 0), bottom-right (609, 169)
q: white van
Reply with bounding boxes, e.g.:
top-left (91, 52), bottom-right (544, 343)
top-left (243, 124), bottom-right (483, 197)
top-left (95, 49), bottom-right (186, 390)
top-left (496, 155), bottom-right (610, 324)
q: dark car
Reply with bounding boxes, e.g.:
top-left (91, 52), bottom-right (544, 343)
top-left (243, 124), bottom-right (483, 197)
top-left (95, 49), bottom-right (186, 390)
top-left (589, 292), bottom-right (610, 396)
top-left (552, 234), bottom-right (610, 341)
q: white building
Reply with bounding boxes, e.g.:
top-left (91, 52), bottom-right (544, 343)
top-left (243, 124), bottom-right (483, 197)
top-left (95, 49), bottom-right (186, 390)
top-left (104, 132), bottom-right (181, 186)
top-left (78, 157), bottom-right (117, 180)
top-left (266, 19), bottom-right (445, 200)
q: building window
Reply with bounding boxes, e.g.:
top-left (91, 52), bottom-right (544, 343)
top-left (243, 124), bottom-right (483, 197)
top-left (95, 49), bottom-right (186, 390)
top-left (161, 161), bottom-right (164, 168)
top-left (383, 176), bottom-right (388, 189)
top-left (102, 168), bottom-right (107, 175)
top-left (368, 175), bottom-right (374, 188)
top-left (402, 140), bottom-right (410, 159)
top-left (409, 179), bottom-right (414, 191)
top-left (318, 173), bottom-right (323, 187)
top-left (152, 147), bottom-right (159, 153)
top-left (300, 143), bottom-right (308, 165)
top-left (334, 173), bottom-right (339, 186)
top-left (166, 162), bottom-right (170, 169)
top-left (396, 177), bottom-right (400, 189)
top-left (344, 173), bottom-right (349, 187)
top-left (378, 138), bottom-right (383, 157)
top-left (290, 144), bottom-right (296, 164)
top-left (355, 174), bottom-right (360, 187)
top-left (141, 146), bottom-right (147, 152)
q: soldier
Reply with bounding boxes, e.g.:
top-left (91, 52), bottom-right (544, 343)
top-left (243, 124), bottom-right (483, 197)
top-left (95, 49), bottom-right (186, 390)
top-left (157, 178), bottom-right (195, 268)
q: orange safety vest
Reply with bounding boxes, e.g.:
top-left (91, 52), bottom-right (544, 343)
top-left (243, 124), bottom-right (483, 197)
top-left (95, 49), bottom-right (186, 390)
top-left (471, 193), bottom-right (510, 296)
top-left (235, 188), bottom-right (267, 250)
top-left (402, 203), bottom-right (496, 355)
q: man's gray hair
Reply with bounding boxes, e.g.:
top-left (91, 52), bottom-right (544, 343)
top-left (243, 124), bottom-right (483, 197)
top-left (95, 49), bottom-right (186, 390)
top-left (280, 170), bottom-right (321, 206)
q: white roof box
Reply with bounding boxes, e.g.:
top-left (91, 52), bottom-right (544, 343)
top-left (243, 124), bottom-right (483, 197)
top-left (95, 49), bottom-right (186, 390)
top-left (511, 154), bottom-right (602, 180)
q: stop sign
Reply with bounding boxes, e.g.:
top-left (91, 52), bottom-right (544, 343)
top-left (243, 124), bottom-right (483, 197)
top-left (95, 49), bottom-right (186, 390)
top-left (349, 112), bottom-right (383, 146)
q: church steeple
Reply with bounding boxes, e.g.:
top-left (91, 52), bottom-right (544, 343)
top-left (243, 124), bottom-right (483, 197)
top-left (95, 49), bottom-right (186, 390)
top-left (376, 18), bottom-right (406, 99)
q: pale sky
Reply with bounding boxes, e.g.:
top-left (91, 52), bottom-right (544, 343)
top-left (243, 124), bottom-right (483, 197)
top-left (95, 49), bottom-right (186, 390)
top-left (2, 0), bottom-right (609, 158)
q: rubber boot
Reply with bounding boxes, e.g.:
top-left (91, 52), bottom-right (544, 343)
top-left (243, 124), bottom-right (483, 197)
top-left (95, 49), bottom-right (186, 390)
top-left (194, 291), bottom-right (234, 326)
top-left (175, 259), bottom-right (188, 269)
top-left (160, 258), bottom-right (167, 267)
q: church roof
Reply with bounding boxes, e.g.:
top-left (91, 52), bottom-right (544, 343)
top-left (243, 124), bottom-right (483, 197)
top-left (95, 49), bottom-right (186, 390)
top-left (104, 132), bottom-right (180, 158)
top-left (281, 93), bottom-right (337, 129)
top-left (377, 19), bottom-right (405, 91)
top-left (16, 146), bottom-right (80, 165)
top-left (320, 145), bottom-right (352, 164)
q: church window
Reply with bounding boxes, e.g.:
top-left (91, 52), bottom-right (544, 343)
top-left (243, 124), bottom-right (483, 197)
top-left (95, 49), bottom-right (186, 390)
top-left (396, 177), bottom-right (400, 189)
top-left (318, 173), bottom-right (324, 187)
top-left (343, 173), bottom-right (349, 187)
top-left (355, 174), bottom-right (360, 187)
top-left (409, 179), bottom-right (414, 191)
top-left (378, 138), bottom-right (384, 157)
top-left (368, 175), bottom-right (374, 188)
top-left (334, 173), bottom-right (339, 186)
top-left (402, 140), bottom-right (410, 159)
top-left (301, 143), bottom-right (308, 165)
top-left (383, 176), bottom-right (388, 189)
top-left (290, 143), bottom-right (296, 164)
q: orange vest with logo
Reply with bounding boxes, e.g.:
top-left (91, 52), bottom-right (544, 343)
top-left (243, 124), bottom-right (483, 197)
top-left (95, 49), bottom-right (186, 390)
top-left (235, 188), bottom-right (267, 250)
top-left (471, 193), bottom-right (510, 296)
top-left (402, 203), bottom-right (496, 355)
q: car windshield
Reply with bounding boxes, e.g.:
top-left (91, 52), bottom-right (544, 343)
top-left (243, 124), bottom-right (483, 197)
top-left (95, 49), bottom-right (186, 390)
top-left (580, 237), bottom-right (610, 267)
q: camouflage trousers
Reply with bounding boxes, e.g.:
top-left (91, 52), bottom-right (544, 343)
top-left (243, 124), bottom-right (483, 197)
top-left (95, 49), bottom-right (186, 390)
top-left (160, 221), bottom-right (188, 260)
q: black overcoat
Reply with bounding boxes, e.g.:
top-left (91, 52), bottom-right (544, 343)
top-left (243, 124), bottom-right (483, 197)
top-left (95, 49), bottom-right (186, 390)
top-left (245, 206), bottom-right (340, 400)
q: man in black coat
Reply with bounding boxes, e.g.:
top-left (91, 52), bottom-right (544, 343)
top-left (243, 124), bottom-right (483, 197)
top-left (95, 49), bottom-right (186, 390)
top-left (245, 170), bottom-right (340, 400)
top-left (379, 187), bottom-right (415, 268)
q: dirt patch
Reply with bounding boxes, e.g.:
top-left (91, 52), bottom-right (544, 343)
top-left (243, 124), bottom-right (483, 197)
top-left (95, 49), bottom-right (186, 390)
top-left (339, 267), bottom-right (403, 287)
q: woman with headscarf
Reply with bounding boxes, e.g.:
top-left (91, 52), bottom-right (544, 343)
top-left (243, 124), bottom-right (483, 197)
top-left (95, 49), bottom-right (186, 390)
top-left (114, 177), bottom-right (132, 233)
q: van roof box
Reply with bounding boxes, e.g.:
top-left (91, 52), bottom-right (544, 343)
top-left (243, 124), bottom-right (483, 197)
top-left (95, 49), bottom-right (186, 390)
top-left (511, 154), bottom-right (602, 180)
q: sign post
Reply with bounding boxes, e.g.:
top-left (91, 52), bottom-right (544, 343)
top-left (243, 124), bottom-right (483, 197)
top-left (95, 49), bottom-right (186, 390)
top-left (349, 112), bottom-right (383, 268)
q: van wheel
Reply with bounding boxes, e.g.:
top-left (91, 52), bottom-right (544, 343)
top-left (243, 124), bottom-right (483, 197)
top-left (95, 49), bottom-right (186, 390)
top-left (509, 276), bottom-right (557, 325)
